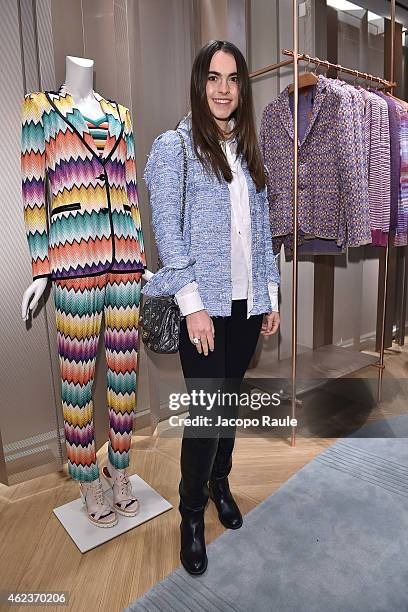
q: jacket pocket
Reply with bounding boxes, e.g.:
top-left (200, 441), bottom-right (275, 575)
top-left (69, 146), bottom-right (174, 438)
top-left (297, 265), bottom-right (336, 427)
top-left (51, 202), bottom-right (81, 217)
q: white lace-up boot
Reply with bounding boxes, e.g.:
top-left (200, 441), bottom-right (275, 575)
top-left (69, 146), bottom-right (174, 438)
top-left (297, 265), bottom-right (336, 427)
top-left (79, 477), bottom-right (118, 528)
top-left (102, 460), bottom-right (140, 517)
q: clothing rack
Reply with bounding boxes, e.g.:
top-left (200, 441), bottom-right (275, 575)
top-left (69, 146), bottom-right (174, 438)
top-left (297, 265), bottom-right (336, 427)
top-left (249, 0), bottom-right (397, 447)
top-left (249, 52), bottom-right (396, 89)
top-left (281, 50), bottom-right (397, 89)
top-left (378, 0), bottom-right (396, 404)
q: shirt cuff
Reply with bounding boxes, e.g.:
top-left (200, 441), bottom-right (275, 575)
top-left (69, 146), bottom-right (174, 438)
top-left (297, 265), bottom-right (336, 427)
top-left (174, 281), bottom-right (205, 316)
top-left (142, 268), bottom-right (154, 281)
top-left (268, 281), bottom-right (279, 312)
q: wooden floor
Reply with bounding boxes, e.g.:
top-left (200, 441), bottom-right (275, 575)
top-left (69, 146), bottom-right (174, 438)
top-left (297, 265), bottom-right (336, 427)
top-left (0, 340), bottom-right (407, 612)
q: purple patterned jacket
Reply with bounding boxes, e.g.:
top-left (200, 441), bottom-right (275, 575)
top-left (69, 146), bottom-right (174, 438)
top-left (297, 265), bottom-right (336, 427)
top-left (260, 76), bottom-right (372, 249)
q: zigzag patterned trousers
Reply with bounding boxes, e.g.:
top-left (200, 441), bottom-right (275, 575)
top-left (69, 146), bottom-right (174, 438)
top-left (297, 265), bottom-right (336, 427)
top-left (53, 271), bottom-right (142, 482)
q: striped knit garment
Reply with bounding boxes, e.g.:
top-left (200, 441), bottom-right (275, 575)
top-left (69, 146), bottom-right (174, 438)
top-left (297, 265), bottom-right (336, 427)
top-left (359, 89), bottom-right (391, 246)
top-left (83, 114), bottom-right (109, 156)
top-left (395, 108), bottom-right (408, 247)
top-left (54, 271), bottom-right (142, 482)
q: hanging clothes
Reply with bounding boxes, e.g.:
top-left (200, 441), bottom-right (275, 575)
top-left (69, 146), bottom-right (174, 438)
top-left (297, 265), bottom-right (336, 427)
top-left (258, 72), bottom-right (408, 254)
top-left (372, 91), bottom-right (401, 233)
top-left (272, 233), bottom-right (344, 261)
top-left (395, 104), bottom-right (408, 247)
top-left (260, 75), bottom-right (372, 252)
top-left (328, 78), bottom-right (369, 214)
top-left (285, 83), bottom-right (344, 259)
top-left (355, 88), bottom-right (391, 246)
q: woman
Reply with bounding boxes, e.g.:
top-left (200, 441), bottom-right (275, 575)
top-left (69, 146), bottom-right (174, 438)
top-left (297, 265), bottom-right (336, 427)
top-left (142, 40), bottom-right (280, 575)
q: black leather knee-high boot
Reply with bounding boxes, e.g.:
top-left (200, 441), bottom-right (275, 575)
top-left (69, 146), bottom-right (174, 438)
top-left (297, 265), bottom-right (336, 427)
top-left (179, 434), bottom-right (219, 575)
top-left (209, 379), bottom-right (243, 530)
top-left (209, 437), bottom-right (243, 530)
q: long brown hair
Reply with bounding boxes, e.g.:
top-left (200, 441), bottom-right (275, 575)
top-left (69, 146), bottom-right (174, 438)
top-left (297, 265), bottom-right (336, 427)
top-left (190, 40), bottom-right (265, 192)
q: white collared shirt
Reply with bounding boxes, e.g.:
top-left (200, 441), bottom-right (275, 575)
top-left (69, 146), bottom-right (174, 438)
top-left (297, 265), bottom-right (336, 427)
top-left (174, 135), bottom-right (278, 318)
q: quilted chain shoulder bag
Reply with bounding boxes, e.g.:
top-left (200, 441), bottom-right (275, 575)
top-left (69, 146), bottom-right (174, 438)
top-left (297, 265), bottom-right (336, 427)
top-left (139, 129), bottom-right (188, 353)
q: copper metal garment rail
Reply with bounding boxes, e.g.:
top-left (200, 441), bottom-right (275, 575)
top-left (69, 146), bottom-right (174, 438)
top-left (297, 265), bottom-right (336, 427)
top-left (290, 0), bottom-right (299, 448)
top-left (249, 0), bottom-right (397, 446)
top-left (281, 49), bottom-right (396, 89)
top-left (249, 49), bottom-right (396, 89)
top-left (376, 0), bottom-right (396, 404)
top-left (249, 57), bottom-right (294, 78)
top-left (249, 45), bottom-right (300, 446)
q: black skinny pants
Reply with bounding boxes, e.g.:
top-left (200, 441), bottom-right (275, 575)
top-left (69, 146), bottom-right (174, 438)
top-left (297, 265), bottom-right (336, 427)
top-left (178, 299), bottom-right (264, 510)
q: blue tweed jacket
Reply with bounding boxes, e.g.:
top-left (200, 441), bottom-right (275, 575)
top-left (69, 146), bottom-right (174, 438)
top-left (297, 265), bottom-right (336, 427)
top-left (141, 114), bottom-right (280, 317)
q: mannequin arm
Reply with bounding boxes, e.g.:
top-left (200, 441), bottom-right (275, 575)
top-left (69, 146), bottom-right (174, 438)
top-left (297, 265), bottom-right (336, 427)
top-left (21, 269), bottom-right (152, 320)
top-left (22, 277), bottom-right (48, 320)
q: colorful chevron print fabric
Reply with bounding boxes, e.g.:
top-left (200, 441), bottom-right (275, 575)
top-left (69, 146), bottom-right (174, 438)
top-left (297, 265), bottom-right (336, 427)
top-left (84, 114), bottom-right (109, 156)
top-left (54, 271), bottom-right (142, 482)
top-left (21, 88), bottom-right (146, 280)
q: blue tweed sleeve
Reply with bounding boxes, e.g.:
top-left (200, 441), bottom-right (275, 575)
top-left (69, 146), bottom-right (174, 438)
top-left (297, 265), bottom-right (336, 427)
top-left (262, 187), bottom-right (281, 286)
top-left (141, 130), bottom-right (197, 297)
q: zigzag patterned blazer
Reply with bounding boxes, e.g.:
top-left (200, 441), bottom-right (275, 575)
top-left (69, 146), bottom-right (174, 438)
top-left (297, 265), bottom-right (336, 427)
top-left (260, 76), bottom-right (372, 249)
top-left (21, 87), bottom-right (146, 280)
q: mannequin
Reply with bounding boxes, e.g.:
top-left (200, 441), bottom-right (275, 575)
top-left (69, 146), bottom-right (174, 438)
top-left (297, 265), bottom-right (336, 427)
top-left (21, 55), bottom-right (152, 527)
top-left (21, 55), bottom-right (152, 320)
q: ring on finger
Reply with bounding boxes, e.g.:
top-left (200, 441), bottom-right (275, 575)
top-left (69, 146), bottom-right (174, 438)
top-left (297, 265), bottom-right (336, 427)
top-left (192, 337), bottom-right (201, 345)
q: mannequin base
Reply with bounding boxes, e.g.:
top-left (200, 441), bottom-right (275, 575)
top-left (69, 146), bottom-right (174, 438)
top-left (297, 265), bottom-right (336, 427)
top-left (53, 473), bottom-right (172, 553)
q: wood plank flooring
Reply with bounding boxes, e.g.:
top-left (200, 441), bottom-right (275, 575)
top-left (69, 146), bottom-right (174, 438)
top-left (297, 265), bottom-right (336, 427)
top-left (0, 340), bottom-right (406, 612)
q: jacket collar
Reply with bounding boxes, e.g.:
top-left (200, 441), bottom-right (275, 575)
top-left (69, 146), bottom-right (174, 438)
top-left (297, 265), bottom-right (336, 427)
top-left (176, 112), bottom-right (254, 198)
top-left (176, 112), bottom-right (192, 134)
top-left (45, 86), bottom-right (124, 163)
top-left (277, 75), bottom-right (328, 146)
top-left (177, 112), bottom-right (238, 142)
top-left (177, 112), bottom-right (240, 159)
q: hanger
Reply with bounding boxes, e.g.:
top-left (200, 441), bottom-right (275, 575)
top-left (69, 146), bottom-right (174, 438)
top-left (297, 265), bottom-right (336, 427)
top-left (385, 91), bottom-right (408, 108)
top-left (288, 56), bottom-right (318, 94)
top-left (351, 68), bottom-right (360, 89)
